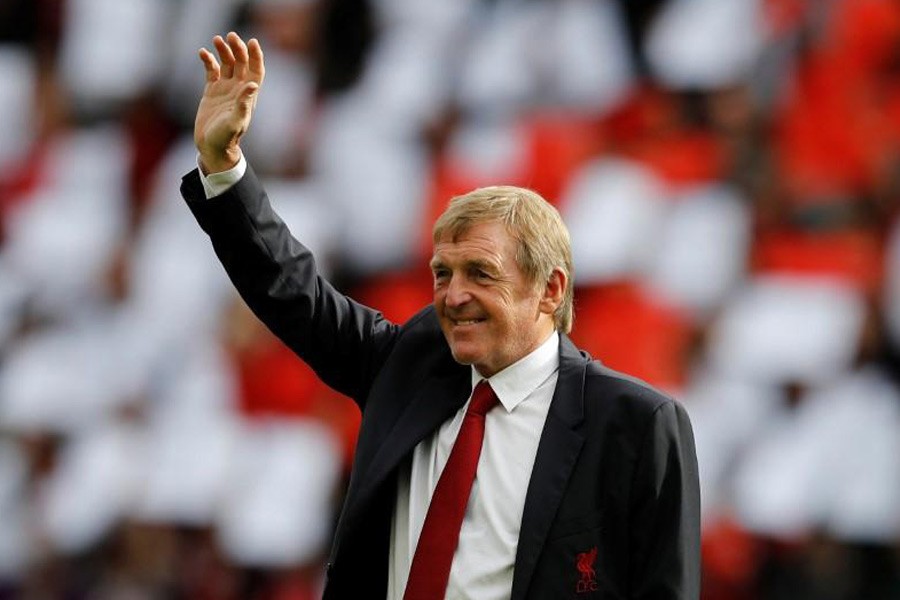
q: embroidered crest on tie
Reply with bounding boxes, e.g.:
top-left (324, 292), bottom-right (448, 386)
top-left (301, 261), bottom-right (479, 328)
top-left (403, 380), bottom-right (500, 599)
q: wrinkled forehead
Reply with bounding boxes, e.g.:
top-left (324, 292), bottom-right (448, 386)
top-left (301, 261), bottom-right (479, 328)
top-left (431, 220), bottom-right (519, 264)
top-left (435, 216), bottom-right (518, 245)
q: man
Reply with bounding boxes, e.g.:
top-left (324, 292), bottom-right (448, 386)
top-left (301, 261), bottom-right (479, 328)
top-left (181, 32), bottom-right (700, 599)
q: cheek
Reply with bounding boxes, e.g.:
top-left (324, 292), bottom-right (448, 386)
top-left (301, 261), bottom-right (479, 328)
top-left (433, 289), bottom-right (446, 310)
top-left (485, 286), bottom-right (516, 317)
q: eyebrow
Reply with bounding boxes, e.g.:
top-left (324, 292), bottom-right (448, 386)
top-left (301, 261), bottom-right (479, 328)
top-left (467, 258), bottom-right (501, 275)
top-left (429, 256), bottom-right (502, 276)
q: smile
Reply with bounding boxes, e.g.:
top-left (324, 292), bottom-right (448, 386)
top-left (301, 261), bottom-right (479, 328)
top-left (452, 318), bottom-right (485, 326)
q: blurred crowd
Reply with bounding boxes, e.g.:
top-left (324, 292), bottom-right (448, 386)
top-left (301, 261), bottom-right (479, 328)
top-left (1, 0), bottom-right (900, 598)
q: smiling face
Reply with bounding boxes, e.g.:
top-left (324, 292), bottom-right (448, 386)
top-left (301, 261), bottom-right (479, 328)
top-left (431, 220), bottom-right (561, 377)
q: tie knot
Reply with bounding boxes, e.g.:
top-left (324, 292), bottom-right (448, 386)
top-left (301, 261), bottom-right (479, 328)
top-left (467, 380), bottom-right (499, 417)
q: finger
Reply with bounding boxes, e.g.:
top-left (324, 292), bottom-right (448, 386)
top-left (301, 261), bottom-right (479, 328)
top-left (198, 47), bottom-right (221, 83)
top-left (213, 34), bottom-right (235, 78)
top-left (227, 32), bottom-right (249, 78)
top-left (248, 38), bottom-right (265, 84)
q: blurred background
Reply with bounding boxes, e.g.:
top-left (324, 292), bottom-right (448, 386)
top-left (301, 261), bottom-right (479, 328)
top-left (1, 0), bottom-right (900, 598)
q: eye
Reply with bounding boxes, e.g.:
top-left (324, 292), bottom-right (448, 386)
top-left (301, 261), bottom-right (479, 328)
top-left (472, 267), bottom-right (494, 282)
top-left (432, 268), bottom-right (450, 282)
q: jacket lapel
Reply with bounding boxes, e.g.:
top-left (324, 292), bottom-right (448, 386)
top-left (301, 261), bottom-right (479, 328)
top-left (344, 366), bottom-right (471, 524)
top-left (511, 335), bottom-right (587, 600)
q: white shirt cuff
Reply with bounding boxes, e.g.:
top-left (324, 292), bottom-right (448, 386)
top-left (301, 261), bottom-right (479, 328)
top-left (197, 153), bottom-right (248, 199)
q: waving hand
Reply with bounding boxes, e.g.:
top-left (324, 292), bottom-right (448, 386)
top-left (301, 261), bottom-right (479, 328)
top-left (194, 32), bottom-right (265, 174)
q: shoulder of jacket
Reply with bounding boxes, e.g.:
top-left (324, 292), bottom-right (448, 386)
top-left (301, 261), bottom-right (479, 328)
top-left (388, 304), bottom-right (452, 360)
top-left (582, 359), bottom-right (675, 415)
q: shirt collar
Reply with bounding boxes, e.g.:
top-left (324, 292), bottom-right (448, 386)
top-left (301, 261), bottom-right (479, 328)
top-left (471, 331), bottom-right (560, 413)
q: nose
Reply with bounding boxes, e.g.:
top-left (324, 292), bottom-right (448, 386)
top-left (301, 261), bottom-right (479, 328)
top-left (443, 274), bottom-right (471, 308)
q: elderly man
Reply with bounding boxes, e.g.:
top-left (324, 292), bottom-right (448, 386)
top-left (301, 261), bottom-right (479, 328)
top-left (181, 32), bottom-right (700, 600)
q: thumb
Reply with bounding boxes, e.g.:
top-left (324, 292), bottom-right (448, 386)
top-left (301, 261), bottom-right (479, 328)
top-left (236, 82), bottom-right (259, 116)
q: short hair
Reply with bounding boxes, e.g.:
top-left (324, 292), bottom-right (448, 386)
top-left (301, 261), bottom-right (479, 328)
top-left (432, 185), bottom-right (575, 333)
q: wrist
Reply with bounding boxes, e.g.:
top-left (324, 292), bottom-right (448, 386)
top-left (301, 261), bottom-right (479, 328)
top-left (198, 145), bottom-right (242, 175)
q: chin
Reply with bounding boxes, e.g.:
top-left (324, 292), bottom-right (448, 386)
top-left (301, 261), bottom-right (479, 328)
top-left (447, 343), bottom-right (481, 367)
top-left (449, 348), bottom-right (477, 366)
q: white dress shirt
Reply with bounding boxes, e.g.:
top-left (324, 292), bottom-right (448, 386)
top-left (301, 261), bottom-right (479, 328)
top-left (197, 153), bottom-right (248, 198)
top-left (388, 332), bottom-right (559, 600)
top-left (197, 159), bottom-right (560, 598)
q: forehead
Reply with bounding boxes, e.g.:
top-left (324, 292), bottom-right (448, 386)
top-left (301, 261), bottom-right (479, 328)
top-left (432, 221), bottom-right (517, 263)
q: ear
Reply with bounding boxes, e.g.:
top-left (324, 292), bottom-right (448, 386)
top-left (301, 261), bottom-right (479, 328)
top-left (538, 267), bottom-right (567, 316)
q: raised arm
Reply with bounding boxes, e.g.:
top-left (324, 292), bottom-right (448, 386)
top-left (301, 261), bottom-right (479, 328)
top-left (194, 32), bottom-right (265, 174)
top-left (183, 33), bottom-right (401, 404)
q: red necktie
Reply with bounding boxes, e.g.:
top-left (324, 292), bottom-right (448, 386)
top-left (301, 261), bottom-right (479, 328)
top-left (403, 380), bottom-right (500, 600)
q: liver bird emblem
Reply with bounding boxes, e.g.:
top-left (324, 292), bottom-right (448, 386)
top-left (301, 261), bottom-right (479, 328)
top-left (576, 547), bottom-right (598, 593)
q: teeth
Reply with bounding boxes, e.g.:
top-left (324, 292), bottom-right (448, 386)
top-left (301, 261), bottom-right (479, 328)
top-left (455, 319), bottom-right (481, 325)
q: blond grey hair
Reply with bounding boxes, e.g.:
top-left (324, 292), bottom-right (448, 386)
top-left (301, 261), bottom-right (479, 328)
top-left (432, 185), bottom-right (575, 333)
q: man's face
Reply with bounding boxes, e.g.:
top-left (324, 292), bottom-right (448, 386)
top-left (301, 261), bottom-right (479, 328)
top-left (431, 221), bottom-right (556, 377)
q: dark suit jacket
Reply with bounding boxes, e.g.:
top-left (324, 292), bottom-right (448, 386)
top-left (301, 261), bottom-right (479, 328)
top-left (181, 165), bottom-right (701, 599)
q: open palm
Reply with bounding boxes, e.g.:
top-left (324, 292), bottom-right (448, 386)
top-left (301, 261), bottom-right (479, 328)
top-left (194, 32), bottom-right (265, 173)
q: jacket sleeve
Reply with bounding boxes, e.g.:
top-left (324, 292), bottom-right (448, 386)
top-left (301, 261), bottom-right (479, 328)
top-left (628, 400), bottom-right (701, 599)
top-left (180, 165), bottom-right (400, 404)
